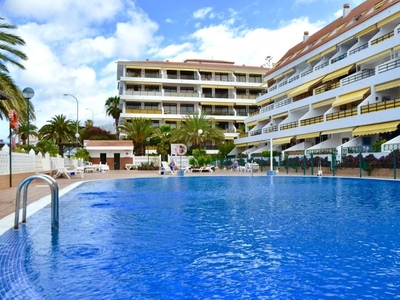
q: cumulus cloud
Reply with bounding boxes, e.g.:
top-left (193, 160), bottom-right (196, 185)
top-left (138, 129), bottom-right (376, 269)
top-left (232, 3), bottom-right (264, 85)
top-left (193, 7), bottom-right (213, 20)
top-left (0, 0), bottom-right (328, 137)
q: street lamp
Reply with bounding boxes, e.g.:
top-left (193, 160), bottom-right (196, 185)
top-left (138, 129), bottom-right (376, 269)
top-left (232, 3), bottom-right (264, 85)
top-left (63, 94), bottom-right (79, 143)
top-left (85, 108), bottom-right (94, 124)
top-left (22, 87), bottom-right (35, 149)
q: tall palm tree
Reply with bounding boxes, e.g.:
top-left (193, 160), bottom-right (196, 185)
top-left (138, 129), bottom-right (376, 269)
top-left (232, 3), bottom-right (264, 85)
top-left (0, 17), bottom-right (29, 122)
top-left (16, 120), bottom-right (38, 145)
top-left (153, 125), bottom-right (173, 160)
top-left (119, 117), bottom-right (153, 156)
top-left (105, 96), bottom-right (121, 139)
top-left (39, 114), bottom-right (75, 155)
top-left (174, 113), bottom-right (225, 149)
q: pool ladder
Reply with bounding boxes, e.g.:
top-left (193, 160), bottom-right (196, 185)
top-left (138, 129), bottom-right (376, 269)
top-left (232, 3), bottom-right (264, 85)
top-left (14, 174), bottom-right (60, 230)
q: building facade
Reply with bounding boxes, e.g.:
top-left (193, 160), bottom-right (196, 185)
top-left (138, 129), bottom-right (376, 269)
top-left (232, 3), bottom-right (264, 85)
top-left (237, 0), bottom-right (400, 160)
top-left (116, 59), bottom-right (268, 152)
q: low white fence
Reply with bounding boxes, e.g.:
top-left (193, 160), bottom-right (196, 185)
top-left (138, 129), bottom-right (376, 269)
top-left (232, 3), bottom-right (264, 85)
top-left (0, 145), bottom-right (79, 175)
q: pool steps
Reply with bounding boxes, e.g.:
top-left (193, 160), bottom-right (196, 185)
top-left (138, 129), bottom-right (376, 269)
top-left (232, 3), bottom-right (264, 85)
top-left (14, 174), bottom-right (59, 230)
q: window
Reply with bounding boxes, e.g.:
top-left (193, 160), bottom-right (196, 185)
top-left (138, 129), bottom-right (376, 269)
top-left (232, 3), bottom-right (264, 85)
top-left (214, 106), bottom-right (229, 115)
top-left (164, 86), bottom-right (177, 92)
top-left (144, 85), bottom-right (159, 92)
top-left (180, 87), bottom-right (194, 93)
top-left (166, 121), bottom-right (177, 128)
top-left (234, 106), bottom-right (247, 116)
top-left (180, 104), bottom-right (194, 114)
top-left (126, 102), bottom-right (141, 109)
top-left (144, 70), bottom-right (160, 78)
top-left (217, 121), bottom-right (229, 130)
top-left (163, 104), bottom-right (177, 114)
top-left (235, 73), bottom-right (246, 82)
top-left (215, 73), bottom-right (228, 81)
top-left (167, 70), bottom-right (177, 79)
top-left (200, 72), bottom-right (212, 80)
top-left (215, 88), bottom-right (229, 98)
top-left (127, 84), bottom-right (141, 91)
top-left (151, 120), bottom-right (159, 128)
top-left (180, 71), bottom-right (195, 80)
top-left (144, 103), bottom-right (159, 110)
top-left (202, 105), bottom-right (212, 114)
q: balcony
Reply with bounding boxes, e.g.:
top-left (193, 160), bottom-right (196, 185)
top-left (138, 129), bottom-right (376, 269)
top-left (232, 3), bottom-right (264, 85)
top-left (126, 90), bottom-right (162, 96)
top-left (371, 31), bottom-right (394, 46)
top-left (250, 129), bottom-right (262, 136)
top-left (288, 75), bottom-right (299, 83)
top-left (326, 107), bottom-right (357, 121)
top-left (378, 58), bottom-right (400, 74)
top-left (263, 125), bottom-right (278, 133)
top-left (331, 53), bottom-right (347, 64)
top-left (341, 69), bottom-right (375, 86)
top-left (315, 61), bottom-right (329, 71)
top-left (300, 116), bottom-right (324, 126)
top-left (301, 69), bottom-right (313, 77)
top-left (314, 82), bottom-right (340, 95)
top-left (361, 97), bottom-right (400, 114)
top-left (164, 92), bottom-right (198, 98)
top-left (126, 109), bottom-right (162, 114)
top-left (276, 98), bottom-right (292, 108)
top-left (236, 94), bottom-right (257, 99)
top-left (280, 121), bottom-right (298, 131)
top-left (349, 43), bottom-right (368, 55)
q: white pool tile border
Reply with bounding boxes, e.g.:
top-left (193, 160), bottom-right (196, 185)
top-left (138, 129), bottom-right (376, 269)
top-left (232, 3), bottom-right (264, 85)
top-left (0, 181), bottom-right (85, 236)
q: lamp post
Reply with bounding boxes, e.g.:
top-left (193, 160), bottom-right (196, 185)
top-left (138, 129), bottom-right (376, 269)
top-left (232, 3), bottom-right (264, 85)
top-left (85, 108), bottom-right (94, 125)
top-left (22, 87), bottom-right (35, 150)
top-left (197, 129), bottom-right (203, 149)
top-left (63, 94), bottom-right (79, 143)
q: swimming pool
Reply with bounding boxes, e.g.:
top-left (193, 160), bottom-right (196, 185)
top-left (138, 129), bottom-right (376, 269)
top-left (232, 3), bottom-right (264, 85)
top-left (1, 176), bottom-right (400, 299)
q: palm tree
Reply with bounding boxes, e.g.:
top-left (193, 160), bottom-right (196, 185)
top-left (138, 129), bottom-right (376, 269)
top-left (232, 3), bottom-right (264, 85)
top-left (119, 117), bottom-right (153, 156)
top-left (174, 113), bottom-right (225, 149)
top-left (16, 121), bottom-right (38, 145)
top-left (39, 114), bottom-right (76, 155)
top-left (105, 96), bottom-right (121, 139)
top-left (153, 125), bottom-right (173, 160)
top-left (0, 17), bottom-right (29, 122)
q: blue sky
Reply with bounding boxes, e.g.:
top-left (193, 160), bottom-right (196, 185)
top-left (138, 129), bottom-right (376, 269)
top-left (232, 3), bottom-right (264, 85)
top-left (0, 0), bottom-right (364, 141)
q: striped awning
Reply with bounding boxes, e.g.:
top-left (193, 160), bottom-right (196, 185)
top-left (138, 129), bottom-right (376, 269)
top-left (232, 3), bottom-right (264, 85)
top-left (332, 88), bottom-right (370, 107)
top-left (320, 45), bottom-right (336, 57)
top-left (356, 24), bottom-right (377, 38)
top-left (312, 98), bottom-right (335, 109)
top-left (322, 65), bottom-right (353, 83)
top-left (287, 76), bottom-right (324, 98)
top-left (352, 121), bottom-right (400, 136)
top-left (357, 49), bottom-right (391, 65)
top-left (375, 79), bottom-right (400, 92)
top-left (258, 97), bottom-right (272, 106)
top-left (271, 92), bottom-right (286, 100)
top-left (273, 136), bottom-right (293, 145)
top-left (201, 102), bottom-right (233, 106)
top-left (377, 11), bottom-right (400, 28)
top-left (273, 112), bottom-right (288, 119)
top-left (321, 127), bottom-right (353, 135)
top-left (200, 69), bottom-right (231, 73)
top-left (296, 132), bottom-right (320, 139)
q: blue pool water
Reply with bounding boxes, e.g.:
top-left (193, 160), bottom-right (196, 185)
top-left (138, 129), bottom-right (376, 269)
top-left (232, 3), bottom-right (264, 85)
top-left (1, 176), bottom-right (400, 299)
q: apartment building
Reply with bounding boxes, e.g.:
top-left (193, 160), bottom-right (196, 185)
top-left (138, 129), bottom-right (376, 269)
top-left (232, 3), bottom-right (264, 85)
top-left (236, 0), bottom-right (400, 159)
top-left (116, 59), bottom-right (268, 151)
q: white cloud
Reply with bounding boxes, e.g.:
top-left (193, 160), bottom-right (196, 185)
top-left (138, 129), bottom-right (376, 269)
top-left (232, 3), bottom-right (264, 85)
top-left (193, 7), bottom-right (213, 20)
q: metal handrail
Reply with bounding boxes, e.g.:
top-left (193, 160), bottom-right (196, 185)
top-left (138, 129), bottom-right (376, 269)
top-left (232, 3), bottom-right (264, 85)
top-left (14, 174), bottom-right (59, 230)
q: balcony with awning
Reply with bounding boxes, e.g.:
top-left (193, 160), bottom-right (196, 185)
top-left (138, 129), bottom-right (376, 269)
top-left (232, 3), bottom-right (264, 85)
top-left (352, 121), bottom-right (400, 136)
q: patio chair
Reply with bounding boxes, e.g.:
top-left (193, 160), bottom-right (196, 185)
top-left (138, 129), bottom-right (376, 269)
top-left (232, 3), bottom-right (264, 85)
top-left (161, 161), bottom-right (174, 174)
top-left (53, 162), bottom-right (84, 179)
top-left (99, 162), bottom-right (110, 172)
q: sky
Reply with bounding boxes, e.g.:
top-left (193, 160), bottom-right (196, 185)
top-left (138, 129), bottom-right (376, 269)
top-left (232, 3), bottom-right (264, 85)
top-left (0, 0), bottom-right (364, 141)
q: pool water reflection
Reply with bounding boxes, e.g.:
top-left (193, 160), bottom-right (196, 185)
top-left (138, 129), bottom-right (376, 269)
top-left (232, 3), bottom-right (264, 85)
top-left (1, 176), bottom-right (400, 299)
